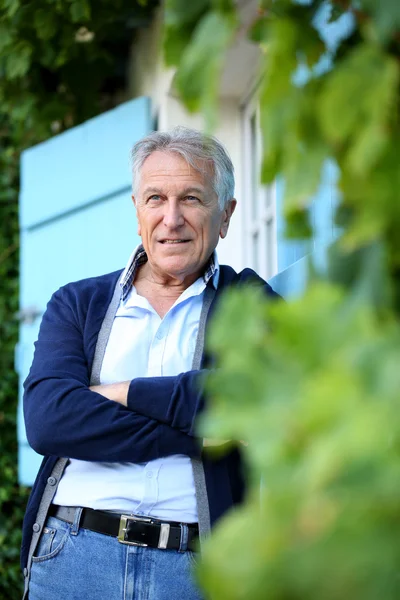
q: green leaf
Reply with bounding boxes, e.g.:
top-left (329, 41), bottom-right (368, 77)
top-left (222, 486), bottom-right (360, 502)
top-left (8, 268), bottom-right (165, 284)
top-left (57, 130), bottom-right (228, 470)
top-left (283, 137), bottom-right (327, 213)
top-left (211, 0), bottom-right (235, 12)
top-left (5, 42), bottom-right (32, 79)
top-left (163, 25), bottom-right (194, 66)
top-left (33, 8), bottom-right (58, 41)
top-left (318, 44), bottom-right (399, 174)
top-left (173, 10), bottom-right (237, 126)
top-left (8, 95), bottom-right (36, 124)
top-left (69, 0), bottom-right (91, 23)
top-left (284, 207), bottom-right (313, 239)
top-left (249, 16), bottom-right (268, 44)
top-left (257, 13), bottom-right (327, 200)
top-left (164, 0), bottom-right (210, 27)
top-left (1, 0), bottom-right (20, 18)
top-left (198, 505), bottom-right (276, 600)
top-left (360, 0), bottom-right (400, 41)
top-left (0, 24), bottom-right (13, 54)
top-left (163, 0), bottom-right (212, 66)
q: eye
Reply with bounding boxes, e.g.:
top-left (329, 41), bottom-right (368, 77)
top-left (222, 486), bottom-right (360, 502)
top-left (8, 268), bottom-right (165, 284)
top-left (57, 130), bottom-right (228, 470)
top-left (147, 194), bottom-right (162, 204)
top-left (184, 195), bottom-right (200, 202)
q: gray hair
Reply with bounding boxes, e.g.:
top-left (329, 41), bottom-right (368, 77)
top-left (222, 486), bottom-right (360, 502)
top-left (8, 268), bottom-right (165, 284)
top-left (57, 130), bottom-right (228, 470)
top-left (130, 126), bottom-right (235, 210)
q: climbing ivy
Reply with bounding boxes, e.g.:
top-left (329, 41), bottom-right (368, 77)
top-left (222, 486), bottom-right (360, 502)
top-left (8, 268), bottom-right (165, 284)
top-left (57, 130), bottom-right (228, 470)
top-left (0, 1), bottom-right (157, 596)
top-left (0, 129), bottom-right (27, 596)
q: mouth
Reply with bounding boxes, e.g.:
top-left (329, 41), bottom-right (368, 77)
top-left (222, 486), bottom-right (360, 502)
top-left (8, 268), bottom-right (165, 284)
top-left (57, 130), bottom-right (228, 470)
top-left (159, 239), bottom-right (190, 244)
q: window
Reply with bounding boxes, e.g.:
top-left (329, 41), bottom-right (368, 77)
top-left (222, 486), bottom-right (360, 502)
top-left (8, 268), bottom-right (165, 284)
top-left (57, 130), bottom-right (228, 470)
top-left (242, 97), bottom-right (277, 280)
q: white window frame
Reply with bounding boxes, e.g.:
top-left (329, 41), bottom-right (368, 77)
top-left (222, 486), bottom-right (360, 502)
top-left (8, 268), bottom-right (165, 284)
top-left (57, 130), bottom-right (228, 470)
top-left (242, 94), bottom-right (278, 280)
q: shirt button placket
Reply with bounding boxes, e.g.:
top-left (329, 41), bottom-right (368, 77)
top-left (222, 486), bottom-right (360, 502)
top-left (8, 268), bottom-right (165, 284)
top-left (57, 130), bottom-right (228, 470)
top-left (148, 322), bottom-right (167, 377)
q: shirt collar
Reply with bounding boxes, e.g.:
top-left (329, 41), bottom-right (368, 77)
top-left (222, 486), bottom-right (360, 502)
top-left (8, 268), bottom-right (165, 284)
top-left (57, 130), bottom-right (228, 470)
top-left (120, 244), bottom-right (219, 301)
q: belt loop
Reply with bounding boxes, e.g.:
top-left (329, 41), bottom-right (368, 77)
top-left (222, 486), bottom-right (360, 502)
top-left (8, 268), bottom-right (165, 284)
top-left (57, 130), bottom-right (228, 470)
top-left (70, 507), bottom-right (83, 536)
top-left (178, 524), bottom-right (189, 553)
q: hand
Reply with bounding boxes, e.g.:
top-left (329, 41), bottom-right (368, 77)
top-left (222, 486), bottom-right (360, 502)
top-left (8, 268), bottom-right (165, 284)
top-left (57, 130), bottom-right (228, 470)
top-left (89, 382), bottom-right (130, 406)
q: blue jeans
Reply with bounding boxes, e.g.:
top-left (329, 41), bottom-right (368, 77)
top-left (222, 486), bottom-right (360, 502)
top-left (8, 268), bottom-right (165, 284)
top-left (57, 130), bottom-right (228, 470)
top-left (29, 510), bottom-right (203, 600)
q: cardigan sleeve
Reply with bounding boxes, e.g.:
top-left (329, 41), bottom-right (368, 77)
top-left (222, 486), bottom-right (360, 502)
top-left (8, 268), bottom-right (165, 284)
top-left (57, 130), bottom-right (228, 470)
top-left (23, 288), bottom-right (202, 462)
top-left (126, 373), bottom-right (208, 436)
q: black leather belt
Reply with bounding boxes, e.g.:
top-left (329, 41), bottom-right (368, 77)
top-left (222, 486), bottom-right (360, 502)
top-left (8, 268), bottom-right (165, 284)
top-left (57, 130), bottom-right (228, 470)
top-left (48, 505), bottom-right (199, 552)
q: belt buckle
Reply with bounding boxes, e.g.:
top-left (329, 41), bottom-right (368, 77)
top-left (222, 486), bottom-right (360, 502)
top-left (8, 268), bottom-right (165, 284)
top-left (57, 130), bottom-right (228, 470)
top-left (118, 514), bottom-right (151, 546)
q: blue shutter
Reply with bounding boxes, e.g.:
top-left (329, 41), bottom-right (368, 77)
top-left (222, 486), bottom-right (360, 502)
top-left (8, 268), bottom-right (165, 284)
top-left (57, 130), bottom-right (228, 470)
top-left (17, 97), bottom-right (152, 485)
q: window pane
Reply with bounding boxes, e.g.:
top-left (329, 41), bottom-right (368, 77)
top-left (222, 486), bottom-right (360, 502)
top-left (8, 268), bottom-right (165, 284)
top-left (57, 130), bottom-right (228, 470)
top-left (250, 112), bottom-right (258, 220)
top-left (265, 218), bottom-right (274, 278)
top-left (252, 231), bottom-right (259, 272)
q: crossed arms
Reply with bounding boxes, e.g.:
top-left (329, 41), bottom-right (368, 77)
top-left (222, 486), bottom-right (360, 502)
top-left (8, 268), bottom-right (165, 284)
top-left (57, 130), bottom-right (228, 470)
top-left (23, 288), bottom-right (209, 464)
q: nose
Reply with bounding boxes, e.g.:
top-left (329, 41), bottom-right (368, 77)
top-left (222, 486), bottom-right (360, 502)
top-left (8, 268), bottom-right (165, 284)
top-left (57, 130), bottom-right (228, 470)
top-left (163, 199), bottom-right (184, 229)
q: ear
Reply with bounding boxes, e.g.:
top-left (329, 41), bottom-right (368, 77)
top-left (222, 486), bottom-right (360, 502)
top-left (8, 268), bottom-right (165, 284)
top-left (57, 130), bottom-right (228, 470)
top-left (132, 194), bottom-right (141, 236)
top-left (219, 199), bottom-right (237, 239)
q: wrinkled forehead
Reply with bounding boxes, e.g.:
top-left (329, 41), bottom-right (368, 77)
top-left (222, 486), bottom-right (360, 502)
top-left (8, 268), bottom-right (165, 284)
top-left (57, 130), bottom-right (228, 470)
top-left (140, 150), bottom-right (214, 183)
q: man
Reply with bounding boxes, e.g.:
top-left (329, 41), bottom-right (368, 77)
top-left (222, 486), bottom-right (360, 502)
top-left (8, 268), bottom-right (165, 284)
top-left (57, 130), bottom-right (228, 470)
top-left (22, 126), bottom-right (279, 599)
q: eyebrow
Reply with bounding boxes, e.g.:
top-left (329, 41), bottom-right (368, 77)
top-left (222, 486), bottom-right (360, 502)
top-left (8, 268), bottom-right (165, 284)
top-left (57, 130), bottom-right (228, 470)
top-left (142, 186), bottom-right (205, 197)
top-left (142, 187), bottom-right (163, 196)
top-left (180, 187), bottom-right (205, 196)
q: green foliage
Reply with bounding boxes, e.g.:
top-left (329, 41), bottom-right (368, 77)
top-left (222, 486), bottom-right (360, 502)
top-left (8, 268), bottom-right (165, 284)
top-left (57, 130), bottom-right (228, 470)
top-left (0, 1), bottom-right (158, 596)
top-left (199, 268), bottom-right (400, 599)
top-left (0, 0), bottom-right (158, 143)
top-left (164, 0), bottom-right (400, 598)
top-left (318, 43), bottom-right (398, 175)
top-left (0, 137), bottom-right (30, 597)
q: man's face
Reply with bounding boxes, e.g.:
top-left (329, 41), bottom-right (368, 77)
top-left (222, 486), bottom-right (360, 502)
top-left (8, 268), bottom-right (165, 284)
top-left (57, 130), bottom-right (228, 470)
top-left (132, 151), bottom-right (236, 284)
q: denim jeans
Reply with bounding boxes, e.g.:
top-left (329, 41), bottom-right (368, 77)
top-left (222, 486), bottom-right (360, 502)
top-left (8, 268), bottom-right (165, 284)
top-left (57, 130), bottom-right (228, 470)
top-left (29, 510), bottom-right (203, 600)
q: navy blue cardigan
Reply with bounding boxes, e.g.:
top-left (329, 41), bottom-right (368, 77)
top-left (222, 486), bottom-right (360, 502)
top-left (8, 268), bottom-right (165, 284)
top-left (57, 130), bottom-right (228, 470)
top-left (21, 265), bottom-right (278, 569)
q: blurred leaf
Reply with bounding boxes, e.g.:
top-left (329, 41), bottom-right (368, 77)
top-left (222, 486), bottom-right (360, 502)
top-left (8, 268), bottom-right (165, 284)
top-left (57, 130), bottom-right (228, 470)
top-left (0, 24), bottom-right (13, 53)
top-left (318, 44), bottom-right (399, 174)
top-left (360, 0), bottom-right (400, 41)
top-left (1, 0), bottom-right (20, 18)
top-left (211, 0), bottom-right (235, 13)
top-left (198, 504), bottom-right (277, 600)
top-left (174, 10), bottom-right (237, 126)
top-left (34, 9), bottom-right (58, 40)
top-left (164, 0), bottom-right (210, 27)
top-left (69, 0), bottom-right (91, 22)
top-left (200, 275), bottom-right (400, 599)
top-left (285, 206), bottom-right (313, 239)
top-left (163, 25), bottom-right (195, 66)
top-left (257, 13), bottom-right (327, 206)
top-left (5, 42), bottom-right (32, 79)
